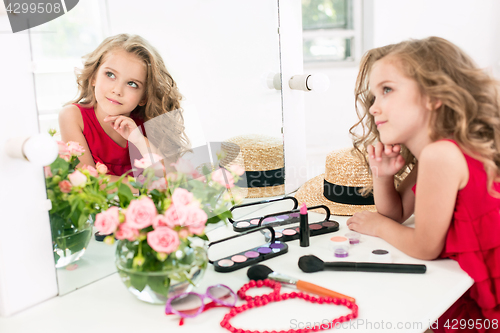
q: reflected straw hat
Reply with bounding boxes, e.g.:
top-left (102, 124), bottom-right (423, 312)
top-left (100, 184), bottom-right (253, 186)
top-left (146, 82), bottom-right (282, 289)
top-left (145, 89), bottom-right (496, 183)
top-left (295, 148), bottom-right (376, 216)
top-left (220, 134), bottom-right (284, 198)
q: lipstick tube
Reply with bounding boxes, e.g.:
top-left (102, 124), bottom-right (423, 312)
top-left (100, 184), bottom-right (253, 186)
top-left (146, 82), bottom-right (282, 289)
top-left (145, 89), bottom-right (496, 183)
top-left (299, 203), bottom-right (309, 247)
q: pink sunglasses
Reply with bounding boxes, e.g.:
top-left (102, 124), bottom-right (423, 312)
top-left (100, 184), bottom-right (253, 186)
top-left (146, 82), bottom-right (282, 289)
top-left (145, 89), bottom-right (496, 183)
top-left (165, 284), bottom-right (236, 322)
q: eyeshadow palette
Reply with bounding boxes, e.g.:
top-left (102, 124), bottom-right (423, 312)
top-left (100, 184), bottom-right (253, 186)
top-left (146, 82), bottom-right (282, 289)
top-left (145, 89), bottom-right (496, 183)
top-left (208, 226), bottom-right (288, 273)
top-left (247, 204), bottom-right (340, 243)
top-left (229, 196), bottom-right (298, 232)
top-left (233, 210), bottom-right (301, 232)
top-left (263, 219), bottom-right (340, 243)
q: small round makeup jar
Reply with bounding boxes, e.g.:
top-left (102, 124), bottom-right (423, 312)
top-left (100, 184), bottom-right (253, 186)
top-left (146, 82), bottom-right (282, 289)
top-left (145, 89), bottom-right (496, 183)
top-left (345, 231), bottom-right (361, 244)
top-left (370, 249), bottom-right (392, 263)
top-left (329, 236), bottom-right (350, 258)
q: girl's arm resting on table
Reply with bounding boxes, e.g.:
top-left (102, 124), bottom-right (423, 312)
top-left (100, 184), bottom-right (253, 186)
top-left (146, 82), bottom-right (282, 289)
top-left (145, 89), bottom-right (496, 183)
top-left (373, 166), bottom-right (417, 223)
top-left (58, 104), bottom-right (96, 168)
top-left (349, 141), bottom-right (468, 260)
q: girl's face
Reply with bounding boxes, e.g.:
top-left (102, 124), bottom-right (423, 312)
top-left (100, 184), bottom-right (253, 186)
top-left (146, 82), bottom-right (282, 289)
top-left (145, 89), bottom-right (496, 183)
top-left (92, 49), bottom-right (147, 117)
top-left (368, 57), bottom-right (433, 146)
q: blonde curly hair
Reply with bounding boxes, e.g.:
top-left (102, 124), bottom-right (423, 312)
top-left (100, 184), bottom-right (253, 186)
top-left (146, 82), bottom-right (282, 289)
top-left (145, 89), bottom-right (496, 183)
top-left (67, 33), bottom-right (191, 161)
top-left (350, 36), bottom-right (500, 196)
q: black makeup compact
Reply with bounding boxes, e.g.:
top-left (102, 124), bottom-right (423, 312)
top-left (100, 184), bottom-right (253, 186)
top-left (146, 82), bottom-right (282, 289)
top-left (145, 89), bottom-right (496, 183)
top-left (259, 205), bottom-right (340, 242)
top-left (208, 226), bottom-right (288, 273)
top-left (230, 196), bottom-right (299, 232)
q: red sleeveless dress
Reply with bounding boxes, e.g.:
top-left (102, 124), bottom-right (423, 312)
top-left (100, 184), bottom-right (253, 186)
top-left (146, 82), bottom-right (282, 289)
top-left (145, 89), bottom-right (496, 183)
top-left (76, 104), bottom-right (145, 176)
top-left (412, 140), bottom-right (500, 332)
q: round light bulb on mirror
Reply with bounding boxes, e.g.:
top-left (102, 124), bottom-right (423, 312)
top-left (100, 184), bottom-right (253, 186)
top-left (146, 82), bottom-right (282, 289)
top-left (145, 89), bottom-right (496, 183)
top-left (262, 72), bottom-right (281, 90)
top-left (24, 133), bottom-right (59, 166)
top-left (5, 133), bottom-right (59, 166)
top-left (288, 73), bottom-right (330, 92)
top-left (306, 73), bottom-right (330, 93)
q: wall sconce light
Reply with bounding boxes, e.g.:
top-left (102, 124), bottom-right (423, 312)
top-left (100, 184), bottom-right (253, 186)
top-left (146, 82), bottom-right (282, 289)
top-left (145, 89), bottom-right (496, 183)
top-left (289, 73), bottom-right (330, 92)
top-left (264, 72), bottom-right (282, 90)
top-left (4, 133), bottom-right (58, 166)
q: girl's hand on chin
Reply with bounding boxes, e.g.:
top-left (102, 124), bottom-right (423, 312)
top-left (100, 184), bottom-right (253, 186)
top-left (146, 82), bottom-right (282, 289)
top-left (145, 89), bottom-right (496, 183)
top-left (346, 211), bottom-right (386, 237)
top-left (367, 142), bottom-right (405, 178)
top-left (103, 115), bottom-right (142, 143)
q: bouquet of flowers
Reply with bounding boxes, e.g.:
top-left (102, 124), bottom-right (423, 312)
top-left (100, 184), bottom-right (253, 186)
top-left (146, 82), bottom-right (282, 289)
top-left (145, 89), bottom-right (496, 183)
top-left (45, 139), bottom-right (116, 267)
top-left (94, 154), bottom-right (243, 303)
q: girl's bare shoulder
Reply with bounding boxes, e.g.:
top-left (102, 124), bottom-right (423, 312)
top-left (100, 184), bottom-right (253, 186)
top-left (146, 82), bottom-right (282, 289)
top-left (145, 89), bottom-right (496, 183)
top-left (59, 104), bottom-right (84, 129)
top-left (420, 140), bottom-right (468, 189)
top-left (421, 140), bottom-right (463, 161)
top-left (59, 104), bottom-right (83, 132)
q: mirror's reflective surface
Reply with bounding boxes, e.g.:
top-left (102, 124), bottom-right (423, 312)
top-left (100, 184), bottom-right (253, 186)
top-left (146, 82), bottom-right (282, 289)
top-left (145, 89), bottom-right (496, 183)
top-left (31, 0), bottom-right (282, 295)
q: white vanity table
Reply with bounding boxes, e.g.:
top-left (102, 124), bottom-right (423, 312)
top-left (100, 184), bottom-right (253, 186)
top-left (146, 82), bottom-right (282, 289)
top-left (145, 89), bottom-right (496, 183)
top-left (0, 211), bottom-right (473, 333)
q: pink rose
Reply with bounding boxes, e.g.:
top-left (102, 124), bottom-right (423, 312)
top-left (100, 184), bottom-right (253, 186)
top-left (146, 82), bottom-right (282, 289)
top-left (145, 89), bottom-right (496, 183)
top-left (172, 188), bottom-right (193, 206)
top-left (95, 162), bottom-right (108, 175)
top-left (183, 205), bottom-right (207, 235)
top-left (211, 168), bottom-right (235, 188)
top-left (115, 223), bottom-right (139, 241)
top-left (125, 197), bottom-right (157, 229)
top-left (134, 153), bottom-right (164, 169)
top-left (66, 141), bottom-right (85, 156)
top-left (148, 178), bottom-right (167, 191)
top-left (44, 166), bottom-right (53, 178)
top-left (147, 227), bottom-right (180, 254)
top-left (166, 172), bottom-right (178, 182)
top-left (57, 140), bottom-right (69, 156)
top-left (230, 164), bottom-right (245, 176)
top-left (178, 228), bottom-right (190, 239)
top-left (58, 180), bottom-right (72, 193)
top-left (68, 170), bottom-right (87, 187)
top-left (171, 158), bottom-right (196, 175)
top-left (136, 175), bottom-right (146, 185)
top-left (152, 214), bottom-right (170, 229)
top-left (194, 174), bottom-right (206, 183)
top-left (81, 165), bottom-right (98, 178)
top-left (95, 207), bottom-right (120, 235)
top-left (164, 204), bottom-right (189, 227)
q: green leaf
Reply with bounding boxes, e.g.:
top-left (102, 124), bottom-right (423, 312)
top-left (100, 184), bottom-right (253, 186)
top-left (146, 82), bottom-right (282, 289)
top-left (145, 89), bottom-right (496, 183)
top-left (50, 157), bottom-right (69, 174)
top-left (54, 226), bottom-right (92, 253)
top-left (218, 210), bottom-right (233, 220)
top-left (195, 234), bottom-right (209, 241)
top-left (206, 215), bottom-right (220, 224)
top-left (117, 183), bottom-right (134, 207)
top-left (77, 213), bottom-right (88, 229)
top-left (128, 272), bottom-right (148, 292)
top-left (147, 275), bottom-right (170, 297)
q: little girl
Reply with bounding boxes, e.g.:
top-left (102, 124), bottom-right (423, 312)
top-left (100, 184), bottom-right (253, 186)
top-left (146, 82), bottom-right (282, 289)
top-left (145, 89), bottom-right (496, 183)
top-left (346, 37), bottom-right (500, 332)
top-left (59, 33), bottom-right (191, 178)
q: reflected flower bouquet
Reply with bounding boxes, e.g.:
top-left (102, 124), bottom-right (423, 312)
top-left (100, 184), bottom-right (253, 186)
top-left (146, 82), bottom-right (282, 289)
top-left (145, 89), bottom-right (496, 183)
top-left (45, 139), bottom-right (117, 266)
top-left (95, 155), bottom-right (243, 301)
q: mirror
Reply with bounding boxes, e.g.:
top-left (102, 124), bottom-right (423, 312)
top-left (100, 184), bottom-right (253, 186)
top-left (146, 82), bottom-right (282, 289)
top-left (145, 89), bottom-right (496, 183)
top-left (29, 0), bottom-right (282, 295)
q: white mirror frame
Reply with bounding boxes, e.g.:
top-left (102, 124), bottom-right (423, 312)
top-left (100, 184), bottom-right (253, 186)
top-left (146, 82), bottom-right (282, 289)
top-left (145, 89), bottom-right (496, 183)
top-left (0, 0), bottom-right (306, 316)
top-left (280, 0), bottom-right (307, 193)
top-left (0, 19), bottom-right (58, 316)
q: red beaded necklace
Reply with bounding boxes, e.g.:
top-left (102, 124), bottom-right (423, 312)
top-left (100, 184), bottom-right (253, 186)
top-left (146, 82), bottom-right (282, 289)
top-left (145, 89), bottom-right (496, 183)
top-left (220, 279), bottom-right (358, 333)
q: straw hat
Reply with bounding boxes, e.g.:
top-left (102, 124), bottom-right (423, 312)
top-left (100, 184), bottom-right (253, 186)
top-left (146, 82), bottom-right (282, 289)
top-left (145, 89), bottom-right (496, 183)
top-left (295, 148), bottom-right (376, 216)
top-left (220, 134), bottom-right (284, 198)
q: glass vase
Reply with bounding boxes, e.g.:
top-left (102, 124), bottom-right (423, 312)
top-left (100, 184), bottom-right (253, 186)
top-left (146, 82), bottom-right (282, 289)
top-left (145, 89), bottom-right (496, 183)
top-left (52, 220), bottom-right (93, 268)
top-left (115, 239), bottom-right (208, 304)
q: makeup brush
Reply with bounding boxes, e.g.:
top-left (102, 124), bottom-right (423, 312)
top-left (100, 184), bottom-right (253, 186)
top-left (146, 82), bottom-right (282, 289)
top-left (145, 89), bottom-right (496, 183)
top-left (298, 255), bottom-right (427, 274)
top-left (247, 264), bottom-right (355, 303)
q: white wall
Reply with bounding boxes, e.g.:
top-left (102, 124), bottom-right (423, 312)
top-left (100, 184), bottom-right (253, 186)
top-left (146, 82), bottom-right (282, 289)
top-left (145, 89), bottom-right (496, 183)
top-left (304, 0), bottom-right (500, 179)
